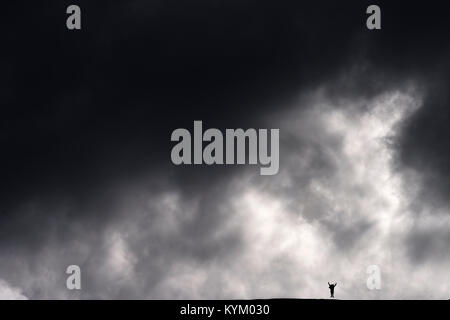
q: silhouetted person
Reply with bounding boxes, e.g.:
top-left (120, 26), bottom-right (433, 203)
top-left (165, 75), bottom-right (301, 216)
top-left (328, 282), bottom-right (337, 298)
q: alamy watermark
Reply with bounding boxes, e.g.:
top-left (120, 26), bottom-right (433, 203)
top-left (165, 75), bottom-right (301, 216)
top-left (366, 265), bottom-right (382, 290)
top-left (170, 121), bottom-right (280, 175)
top-left (66, 265), bottom-right (81, 290)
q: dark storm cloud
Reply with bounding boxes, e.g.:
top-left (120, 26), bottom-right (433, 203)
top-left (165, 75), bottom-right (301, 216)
top-left (0, 1), bottom-right (378, 206)
top-left (1, 0), bottom-right (450, 298)
top-left (2, 1), bottom-right (445, 208)
top-left (397, 75), bottom-right (450, 210)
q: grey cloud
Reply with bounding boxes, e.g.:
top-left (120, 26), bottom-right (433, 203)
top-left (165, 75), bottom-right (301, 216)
top-left (1, 1), bottom-right (450, 300)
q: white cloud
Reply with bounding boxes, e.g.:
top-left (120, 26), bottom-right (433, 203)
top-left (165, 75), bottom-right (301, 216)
top-left (125, 88), bottom-right (431, 299)
top-left (0, 279), bottom-right (28, 300)
top-left (2, 86), bottom-right (448, 300)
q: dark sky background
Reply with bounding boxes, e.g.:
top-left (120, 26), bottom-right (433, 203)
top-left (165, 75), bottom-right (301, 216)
top-left (0, 1), bottom-right (450, 299)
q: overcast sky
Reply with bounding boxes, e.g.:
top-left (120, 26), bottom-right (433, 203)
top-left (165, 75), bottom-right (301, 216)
top-left (1, 1), bottom-right (450, 299)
